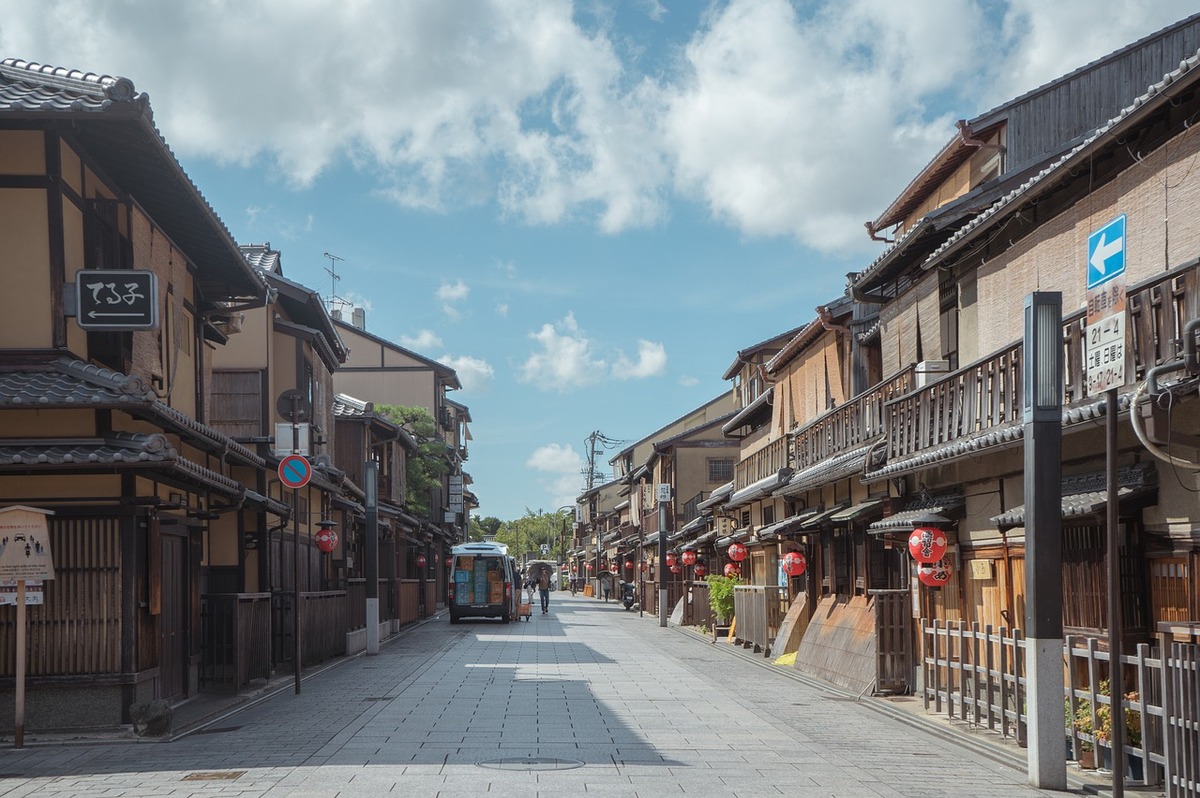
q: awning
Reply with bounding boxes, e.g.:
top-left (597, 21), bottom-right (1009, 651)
top-left (757, 508), bottom-right (821, 540)
top-left (831, 499), bottom-right (886, 523)
top-left (990, 463), bottom-right (1157, 528)
top-left (717, 528), bottom-right (751, 547)
top-left (697, 481), bottom-right (733, 511)
top-left (776, 444), bottom-right (872, 498)
top-left (641, 532), bottom-right (660, 547)
top-left (727, 468), bottom-right (793, 509)
top-left (798, 504), bottom-right (848, 530)
top-left (721, 387), bottom-right (773, 436)
top-left (869, 492), bottom-right (966, 533)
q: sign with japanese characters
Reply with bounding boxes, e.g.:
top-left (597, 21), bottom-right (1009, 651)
top-left (75, 270), bottom-right (158, 331)
top-left (0, 506), bottom-right (55, 581)
top-left (0, 580), bottom-right (43, 605)
top-left (1085, 215), bottom-right (1128, 395)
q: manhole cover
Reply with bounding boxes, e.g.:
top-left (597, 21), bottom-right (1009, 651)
top-left (362, 697), bottom-right (393, 702)
top-left (182, 771), bottom-right (245, 781)
top-left (477, 757), bottom-right (584, 771)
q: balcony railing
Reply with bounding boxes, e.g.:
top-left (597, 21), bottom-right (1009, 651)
top-left (734, 436), bottom-right (788, 490)
top-left (883, 262), bottom-right (1200, 464)
top-left (792, 365), bottom-right (917, 470)
top-left (682, 491), bottom-right (708, 524)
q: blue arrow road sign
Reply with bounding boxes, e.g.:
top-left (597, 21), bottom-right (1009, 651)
top-left (1087, 214), bottom-right (1126, 290)
top-left (278, 454), bottom-right (312, 489)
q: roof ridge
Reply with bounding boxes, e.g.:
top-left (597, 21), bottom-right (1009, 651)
top-left (0, 58), bottom-right (139, 103)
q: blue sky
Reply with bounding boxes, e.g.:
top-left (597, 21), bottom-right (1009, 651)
top-left (4, 1), bottom-right (1196, 520)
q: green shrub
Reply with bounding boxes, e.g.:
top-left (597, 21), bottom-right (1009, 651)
top-left (706, 574), bottom-right (740, 623)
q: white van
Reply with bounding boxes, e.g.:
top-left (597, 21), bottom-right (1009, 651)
top-left (449, 542), bottom-right (516, 623)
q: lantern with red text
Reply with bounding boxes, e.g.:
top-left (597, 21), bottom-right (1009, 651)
top-left (586, 562), bottom-right (594, 571)
top-left (665, 552), bottom-right (678, 568)
top-left (315, 523), bottom-right (338, 554)
top-left (693, 562), bottom-right (708, 578)
top-left (669, 563), bottom-right (682, 574)
top-left (681, 549), bottom-right (697, 566)
top-left (908, 527), bottom-right (948, 564)
top-left (917, 558), bottom-right (953, 587)
top-left (415, 553), bottom-right (427, 570)
top-left (624, 559), bottom-right (634, 571)
top-left (782, 551), bottom-right (807, 577)
top-left (727, 542), bottom-right (747, 562)
top-left (723, 562), bottom-right (741, 578)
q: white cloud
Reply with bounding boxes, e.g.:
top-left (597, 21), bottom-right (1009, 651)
top-left (436, 279), bottom-right (470, 302)
top-left (678, 375), bottom-right (699, 388)
top-left (4, 1), bottom-right (1195, 251)
top-left (399, 329), bottom-right (443, 351)
top-left (518, 312), bottom-right (606, 391)
top-left (440, 354), bottom-right (495, 393)
top-left (526, 443), bottom-right (584, 506)
top-left (496, 303), bottom-right (509, 317)
top-left (613, 340), bottom-right (667, 379)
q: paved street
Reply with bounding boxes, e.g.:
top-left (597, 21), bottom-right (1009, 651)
top-left (0, 594), bottom-right (1071, 797)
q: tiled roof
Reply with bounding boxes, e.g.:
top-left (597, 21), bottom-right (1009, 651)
top-left (991, 463), bottom-right (1157, 528)
top-left (776, 443), bottom-right (873, 497)
top-left (0, 432), bottom-right (242, 495)
top-left (0, 59), bottom-right (265, 301)
top-left (333, 393), bottom-right (373, 418)
top-left (869, 492), bottom-right (965, 532)
top-left (923, 48), bottom-right (1200, 273)
top-left (240, 243), bottom-right (281, 274)
top-left (0, 358), bottom-right (264, 468)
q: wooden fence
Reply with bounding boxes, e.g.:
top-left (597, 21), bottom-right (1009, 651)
top-left (683, 581), bottom-right (713, 630)
top-left (199, 593), bottom-right (272, 692)
top-left (732, 586), bottom-right (786, 655)
top-left (873, 590), bottom-right (912, 694)
top-left (300, 591), bottom-right (348, 667)
top-left (921, 619), bottom-right (1200, 793)
top-left (396, 579), bottom-right (420, 625)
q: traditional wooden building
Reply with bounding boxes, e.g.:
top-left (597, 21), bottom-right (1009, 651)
top-left (0, 58), bottom-right (274, 728)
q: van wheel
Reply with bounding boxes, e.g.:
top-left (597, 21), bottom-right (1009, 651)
top-left (450, 613), bottom-right (460, 624)
top-left (501, 614), bottom-right (510, 624)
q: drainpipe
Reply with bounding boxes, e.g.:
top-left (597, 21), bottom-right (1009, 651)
top-left (956, 119), bottom-right (1006, 152)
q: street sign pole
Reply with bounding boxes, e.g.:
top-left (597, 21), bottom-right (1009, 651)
top-left (364, 460), bottom-right (379, 656)
top-left (657, 484), bottom-right (671, 628)
top-left (291, 395), bottom-right (302, 695)
top-left (15, 579), bottom-right (25, 748)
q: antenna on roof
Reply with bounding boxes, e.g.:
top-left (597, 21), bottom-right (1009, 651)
top-left (323, 251), bottom-right (348, 316)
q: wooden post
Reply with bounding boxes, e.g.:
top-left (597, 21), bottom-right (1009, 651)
top-left (14, 578), bottom-right (25, 748)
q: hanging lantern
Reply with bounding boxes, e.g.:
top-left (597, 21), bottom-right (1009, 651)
top-left (586, 562), bottom-right (594, 571)
top-left (908, 526), bottom-right (948, 564)
top-left (669, 563), bottom-right (682, 574)
top-left (681, 549), bottom-right (697, 566)
top-left (432, 553), bottom-right (440, 566)
top-left (415, 553), bottom-right (427, 569)
top-left (727, 542), bottom-right (747, 562)
top-left (723, 562), bottom-right (741, 578)
top-left (624, 559), bottom-right (634, 570)
top-left (571, 565), bottom-right (577, 573)
top-left (640, 561), bottom-right (648, 572)
top-left (665, 552), bottom-right (678, 567)
top-left (315, 524), bottom-right (338, 554)
top-left (693, 562), bottom-right (708, 578)
top-left (917, 558), bottom-right (953, 587)
top-left (782, 551), bottom-right (807, 576)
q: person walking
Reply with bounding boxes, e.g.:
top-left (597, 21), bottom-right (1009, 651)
top-left (537, 567), bottom-right (551, 614)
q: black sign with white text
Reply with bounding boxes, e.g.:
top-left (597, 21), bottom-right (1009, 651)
top-left (75, 270), bottom-right (158, 331)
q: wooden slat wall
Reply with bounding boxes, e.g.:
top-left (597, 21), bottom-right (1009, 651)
top-left (1150, 557), bottom-right (1192, 623)
top-left (0, 516), bottom-right (121, 676)
top-left (209, 370), bottom-right (262, 439)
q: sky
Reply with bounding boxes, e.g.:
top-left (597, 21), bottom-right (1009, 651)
top-left (4, 0), bottom-right (1197, 521)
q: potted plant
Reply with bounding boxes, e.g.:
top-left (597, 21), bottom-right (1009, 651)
top-left (705, 574), bottom-right (739, 640)
top-left (1072, 697), bottom-right (1097, 769)
top-left (1094, 684), bottom-right (1143, 781)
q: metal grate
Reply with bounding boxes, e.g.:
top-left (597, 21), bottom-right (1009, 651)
top-left (477, 757), bottom-right (584, 771)
top-left (182, 771), bottom-right (245, 781)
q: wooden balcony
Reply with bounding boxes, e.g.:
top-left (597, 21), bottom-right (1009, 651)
top-left (792, 366), bottom-right (917, 470)
top-left (734, 436), bottom-right (788, 491)
top-left (883, 262), bottom-right (1200, 464)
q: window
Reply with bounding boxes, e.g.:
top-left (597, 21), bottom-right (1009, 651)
top-left (761, 504), bottom-right (775, 527)
top-left (707, 458), bottom-right (734, 482)
top-left (939, 271), bottom-right (959, 371)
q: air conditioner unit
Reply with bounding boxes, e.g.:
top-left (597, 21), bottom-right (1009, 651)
top-left (915, 360), bottom-right (950, 387)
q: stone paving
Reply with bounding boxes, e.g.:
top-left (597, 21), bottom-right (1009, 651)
top-left (0, 594), bottom-right (1086, 797)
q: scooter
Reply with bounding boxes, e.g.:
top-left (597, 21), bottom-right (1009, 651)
top-left (620, 581), bottom-right (637, 611)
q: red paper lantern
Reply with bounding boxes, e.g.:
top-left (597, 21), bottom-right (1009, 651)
top-left (727, 542), bottom-right (747, 562)
top-left (586, 562), bottom-right (594, 571)
top-left (908, 527), bottom-right (948, 564)
top-left (669, 563), bottom-right (682, 574)
top-left (624, 559), bottom-right (634, 570)
top-left (782, 551), bottom-right (807, 576)
top-left (571, 565), bottom-right (577, 573)
top-left (917, 558), bottom-right (953, 587)
top-left (640, 561), bottom-right (648, 572)
top-left (665, 552), bottom-right (678, 567)
top-left (315, 526), bottom-right (338, 554)
top-left (415, 554), bottom-right (427, 569)
top-left (693, 562), bottom-right (708, 578)
top-left (681, 549), bottom-right (697, 566)
top-left (723, 562), bottom-right (741, 578)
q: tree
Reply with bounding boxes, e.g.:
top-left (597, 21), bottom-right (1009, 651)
top-left (469, 515), bottom-right (502, 541)
top-left (376, 404), bottom-right (450, 518)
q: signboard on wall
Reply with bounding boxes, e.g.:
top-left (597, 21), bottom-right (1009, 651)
top-left (74, 270), bottom-right (158, 331)
top-left (1085, 214), bottom-right (1129, 395)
